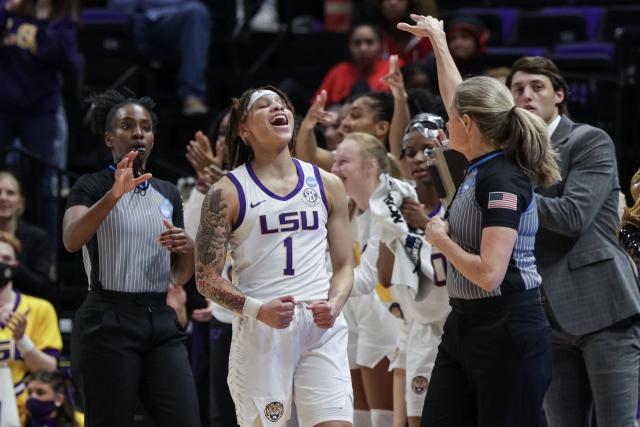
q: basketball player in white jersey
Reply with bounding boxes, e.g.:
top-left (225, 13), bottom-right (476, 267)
top-left (378, 113), bottom-right (451, 427)
top-left (195, 86), bottom-right (354, 427)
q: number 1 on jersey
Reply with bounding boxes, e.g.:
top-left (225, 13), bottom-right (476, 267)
top-left (283, 236), bottom-right (295, 276)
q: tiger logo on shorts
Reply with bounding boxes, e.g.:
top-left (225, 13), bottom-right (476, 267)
top-left (264, 401), bottom-right (285, 422)
top-left (411, 376), bottom-right (428, 394)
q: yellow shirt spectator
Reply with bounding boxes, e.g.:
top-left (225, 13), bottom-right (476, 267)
top-left (0, 291), bottom-right (62, 424)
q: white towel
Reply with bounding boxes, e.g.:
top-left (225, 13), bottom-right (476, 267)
top-left (390, 234), bottom-right (434, 294)
top-left (369, 174), bottom-right (427, 293)
top-left (369, 174), bottom-right (418, 244)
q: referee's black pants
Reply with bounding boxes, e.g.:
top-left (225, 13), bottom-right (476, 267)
top-left (421, 289), bottom-right (552, 427)
top-left (71, 290), bottom-right (201, 427)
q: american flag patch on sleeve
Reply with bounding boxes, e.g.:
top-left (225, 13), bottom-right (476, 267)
top-left (488, 192), bottom-right (518, 210)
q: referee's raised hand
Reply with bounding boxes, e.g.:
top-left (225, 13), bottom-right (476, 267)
top-left (112, 150), bottom-right (152, 198)
top-left (397, 14), bottom-right (444, 41)
top-left (158, 219), bottom-right (194, 253)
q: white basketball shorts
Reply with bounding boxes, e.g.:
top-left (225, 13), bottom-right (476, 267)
top-left (405, 319), bottom-right (445, 417)
top-left (228, 303), bottom-right (353, 427)
top-left (342, 292), bottom-right (401, 369)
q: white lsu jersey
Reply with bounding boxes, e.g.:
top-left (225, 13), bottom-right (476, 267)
top-left (392, 203), bottom-right (450, 325)
top-left (225, 158), bottom-right (330, 302)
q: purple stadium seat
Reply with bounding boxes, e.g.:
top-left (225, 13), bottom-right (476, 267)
top-left (485, 46), bottom-right (548, 68)
top-left (516, 12), bottom-right (588, 47)
top-left (553, 42), bottom-right (614, 57)
top-left (540, 7), bottom-right (605, 41)
top-left (80, 8), bottom-right (130, 25)
top-left (487, 46), bottom-right (547, 56)
top-left (457, 7), bottom-right (519, 45)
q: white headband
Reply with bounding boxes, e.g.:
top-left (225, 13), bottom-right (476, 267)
top-left (246, 90), bottom-right (279, 112)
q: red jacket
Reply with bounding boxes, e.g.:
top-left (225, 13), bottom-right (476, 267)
top-left (314, 59), bottom-right (402, 107)
top-left (381, 33), bottom-right (432, 65)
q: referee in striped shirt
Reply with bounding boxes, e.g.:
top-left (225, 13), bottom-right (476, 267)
top-left (62, 90), bottom-right (200, 427)
top-left (399, 16), bottom-right (560, 426)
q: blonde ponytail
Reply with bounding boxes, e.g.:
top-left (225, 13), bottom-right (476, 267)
top-left (506, 107), bottom-right (561, 187)
top-left (453, 76), bottom-right (560, 187)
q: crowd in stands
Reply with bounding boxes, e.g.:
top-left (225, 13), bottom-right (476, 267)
top-left (1, 0), bottom-right (639, 426)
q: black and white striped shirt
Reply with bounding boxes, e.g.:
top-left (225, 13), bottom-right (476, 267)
top-left (447, 151), bottom-right (541, 300)
top-left (67, 168), bottom-right (183, 293)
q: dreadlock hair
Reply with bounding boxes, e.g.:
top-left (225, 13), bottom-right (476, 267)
top-left (226, 86), bottom-right (296, 169)
top-left (85, 88), bottom-right (158, 137)
top-left (27, 370), bottom-right (79, 427)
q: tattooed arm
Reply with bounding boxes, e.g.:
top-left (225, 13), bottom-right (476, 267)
top-left (195, 177), bottom-right (295, 328)
top-left (195, 177), bottom-right (243, 311)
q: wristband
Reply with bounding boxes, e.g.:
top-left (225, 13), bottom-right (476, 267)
top-left (242, 296), bottom-right (263, 319)
top-left (16, 335), bottom-right (36, 356)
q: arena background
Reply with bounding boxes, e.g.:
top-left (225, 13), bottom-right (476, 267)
top-left (4, 0), bottom-right (640, 424)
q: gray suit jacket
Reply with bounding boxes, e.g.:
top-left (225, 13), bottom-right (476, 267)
top-left (535, 116), bottom-right (640, 336)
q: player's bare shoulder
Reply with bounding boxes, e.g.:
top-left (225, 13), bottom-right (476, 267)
top-left (317, 168), bottom-right (347, 214)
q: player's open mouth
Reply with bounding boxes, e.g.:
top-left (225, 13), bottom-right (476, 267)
top-left (270, 114), bottom-right (289, 127)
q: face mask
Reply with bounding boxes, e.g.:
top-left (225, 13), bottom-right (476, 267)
top-left (26, 397), bottom-right (58, 425)
top-left (0, 261), bottom-right (14, 288)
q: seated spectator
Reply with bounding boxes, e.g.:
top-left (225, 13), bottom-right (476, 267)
top-left (0, 172), bottom-right (54, 301)
top-left (314, 23), bottom-right (400, 107)
top-left (0, 231), bottom-right (62, 425)
top-left (422, 15), bottom-right (489, 94)
top-left (105, 0), bottom-right (211, 115)
top-left (0, 0), bottom-right (80, 247)
top-left (359, 0), bottom-right (437, 64)
top-left (402, 62), bottom-right (433, 91)
top-left (26, 370), bottom-right (84, 427)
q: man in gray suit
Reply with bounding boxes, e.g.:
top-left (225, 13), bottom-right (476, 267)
top-left (507, 56), bottom-right (640, 427)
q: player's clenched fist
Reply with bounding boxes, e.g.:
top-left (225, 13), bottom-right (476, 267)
top-left (308, 300), bottom-right (339, 329)
top-left (257, 295), bottom-right (296, 329)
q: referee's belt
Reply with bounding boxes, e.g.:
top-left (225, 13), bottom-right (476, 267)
top-left (450, 288), bottom-right (542, 313)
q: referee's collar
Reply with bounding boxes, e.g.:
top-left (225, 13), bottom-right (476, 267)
top-left (466, 150), bottom-right (503, 174)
